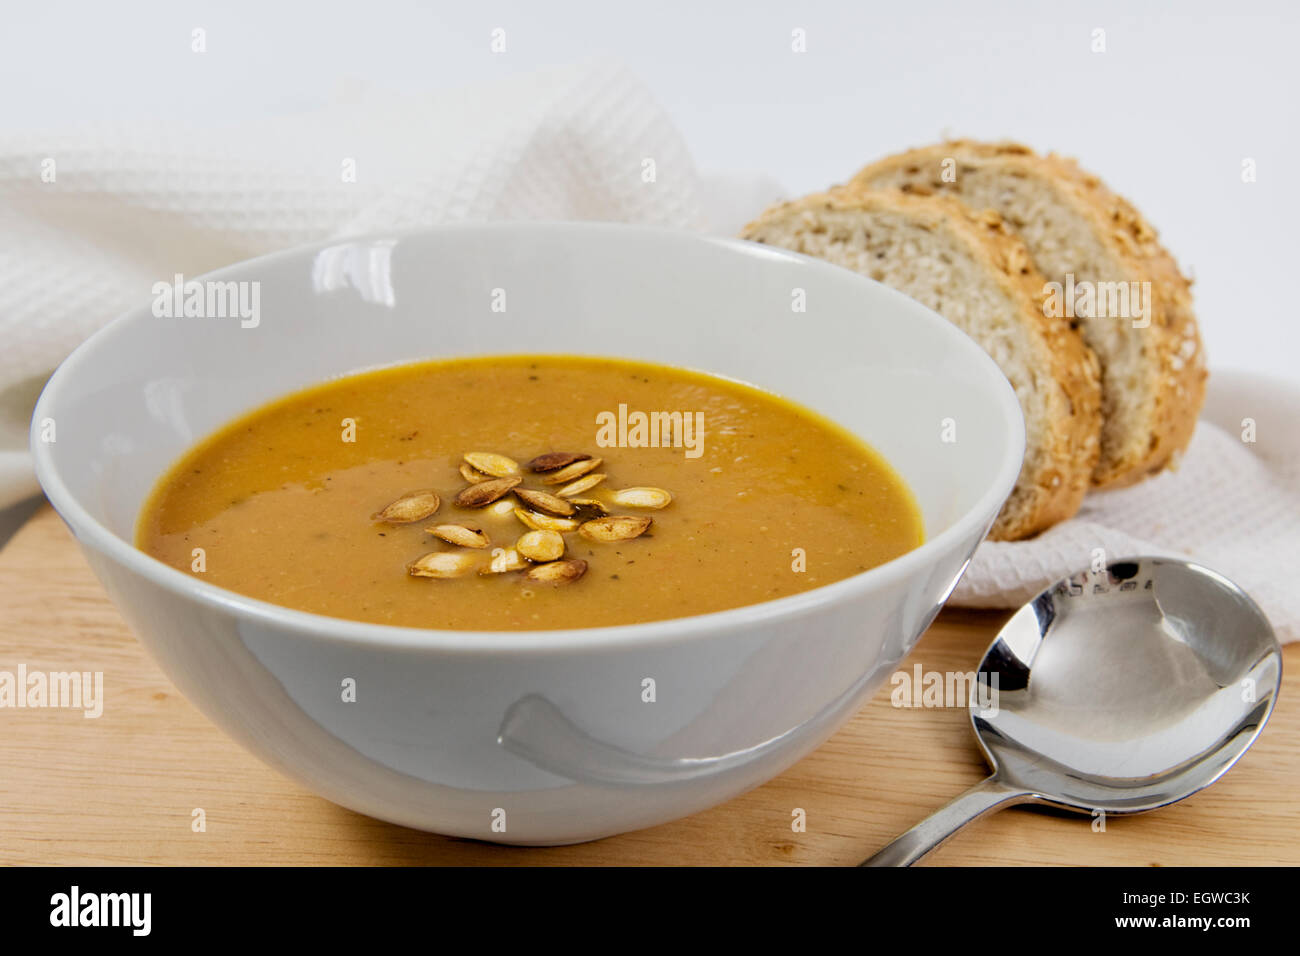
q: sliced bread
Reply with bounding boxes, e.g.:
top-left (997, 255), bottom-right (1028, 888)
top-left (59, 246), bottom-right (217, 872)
top-left (740, 188), bottom-right (1102, 540)
top-left (851, 140), bottom-right (1206, 487)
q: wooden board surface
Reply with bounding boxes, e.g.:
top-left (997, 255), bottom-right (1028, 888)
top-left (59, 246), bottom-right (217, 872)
top-left (1, 503), bottom-right (1296, 866)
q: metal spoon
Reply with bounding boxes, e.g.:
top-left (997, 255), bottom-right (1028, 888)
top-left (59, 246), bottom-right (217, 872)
top-left (861, 556), bottom-right (1281, 866)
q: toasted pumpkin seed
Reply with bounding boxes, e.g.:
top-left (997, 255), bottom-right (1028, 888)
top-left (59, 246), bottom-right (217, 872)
top-left (516, 529), bottom-right (565, 562)
top-left (514, 488), bottom-right (576, 516)
top-left (407, 550), bottom-right (476, 578)
top-left (579, 515), bottom-right (652, 542)
top-left (512, 507), bottom-right (541, 530)
top-left (427, 524), bottom-right (490, 548)
top-left (567, 497), bottom-right (609, 517)
top-left (526, 452), bottom-right (591, 473)
top-left (480, 547), bottom-right (529, 574)
top-left (459, 463), bottom-right (492, 484)
top-left (514, 508), bottom-right (579, 532)
top-left (610, 487), bottom-right (673, 509)
top-left (540, 457), bottom-right (603, 485)
top-left (557, 473), bottom-right (606, 497)
top-left (371, 490), bottom-right (441, 523)
top-left (464, 452), bottom-right (520, 478)
top-left (488, 498), bottom-right (517, 516)
top-left (525, 558), bottom-right (588, 585)
top-left (454, 476), bottom-right (522, 508)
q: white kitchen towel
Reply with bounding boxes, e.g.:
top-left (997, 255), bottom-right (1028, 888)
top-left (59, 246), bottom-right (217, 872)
top-left (2, 58), bottom-right (1296, 643)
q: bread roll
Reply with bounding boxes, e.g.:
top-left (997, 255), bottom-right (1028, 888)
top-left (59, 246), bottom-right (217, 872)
top-left (852, 141), bottom-right (1206, 487)
top-left (741, 188), bottom-right (1102, 540)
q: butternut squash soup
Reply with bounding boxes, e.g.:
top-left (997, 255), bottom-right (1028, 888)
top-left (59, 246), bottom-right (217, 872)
top-left (136, 356), bottom-right (922, 630)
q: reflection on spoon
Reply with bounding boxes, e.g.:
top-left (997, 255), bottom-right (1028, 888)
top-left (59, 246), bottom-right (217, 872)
top-left (862, 557), bottom-right (1281, 866)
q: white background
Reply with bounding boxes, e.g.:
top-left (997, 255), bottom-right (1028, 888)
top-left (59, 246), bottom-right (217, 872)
top-left (3, 0), bottom-right (1297, 380)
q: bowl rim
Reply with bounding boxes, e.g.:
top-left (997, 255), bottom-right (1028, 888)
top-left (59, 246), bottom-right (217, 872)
top-left (31, 221), bottom-right (1025, 655)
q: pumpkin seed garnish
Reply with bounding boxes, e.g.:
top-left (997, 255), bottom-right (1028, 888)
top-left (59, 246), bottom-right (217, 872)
top-left (480, 547), bottom-right (529, 574)
top-left (459, 463), bottom-right (493, 484)
top-left (464, 452), bottom-right (520, 478)
top-left (516, 529), bottom-right (566, 562)
top-left (557, 473), bottom-right (606, 497)
top-left (371, 490), bottom-right (441, 523)
top-left (384, 450), bottom-right (663, 585)
top-left (579, 515), bottom-right (653, 542)
top-left (525, 558), bottom-right (588, 585)
top-left (526, 452), bottom-right (591, 473)
top-left (407, 550), bottom-right (476, 578)
top-left (514, 488), bottom-right (576, 516)
top-left (540, 457), bottom-right (603, 485)
top-left (454, 476), bottom-right (522, 508)
top-left (610, 487), bottom-right (673, 509)
top-left (427, 524), bottom-right (490, 548)
top-left (514, 508), bottom-right (579, 532)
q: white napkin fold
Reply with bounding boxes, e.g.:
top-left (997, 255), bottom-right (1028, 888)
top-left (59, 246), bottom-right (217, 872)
top-left (2, 58), bottom-right (1295, 644)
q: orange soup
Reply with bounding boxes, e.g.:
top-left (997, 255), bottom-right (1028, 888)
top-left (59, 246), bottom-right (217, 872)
top-left (136, 355), bottom-right (922, 630)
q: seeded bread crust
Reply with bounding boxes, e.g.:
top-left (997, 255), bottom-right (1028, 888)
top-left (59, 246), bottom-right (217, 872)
top-left (851, 140), bottom-right (1207, 487)
top-left (740, 188), bottom-right (1102, 540)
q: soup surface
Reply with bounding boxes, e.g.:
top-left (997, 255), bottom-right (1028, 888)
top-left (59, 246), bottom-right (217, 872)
top-left (136, 355), bottom-right (922, 630)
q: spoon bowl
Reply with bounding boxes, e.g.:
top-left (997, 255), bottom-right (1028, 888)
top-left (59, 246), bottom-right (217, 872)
top-left (863, 556), bottom-right (1281, 866)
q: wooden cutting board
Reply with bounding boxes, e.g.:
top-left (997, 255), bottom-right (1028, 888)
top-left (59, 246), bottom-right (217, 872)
top-left (1, 503), bottom-right (1296, 866)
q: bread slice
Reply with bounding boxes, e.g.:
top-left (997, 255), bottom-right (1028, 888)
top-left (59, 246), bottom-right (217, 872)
top-left (851, 141), bottom-right (1206, 487)
top-left (740, 189), bottom-right (1101, 540)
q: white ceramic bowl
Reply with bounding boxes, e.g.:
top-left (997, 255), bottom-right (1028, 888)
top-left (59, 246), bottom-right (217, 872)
top-left (31, 223), bottom-right (1023, 845)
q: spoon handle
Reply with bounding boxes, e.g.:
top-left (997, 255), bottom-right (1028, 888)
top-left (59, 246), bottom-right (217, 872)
top-left (860, 776), bottom-right (1036, 867)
